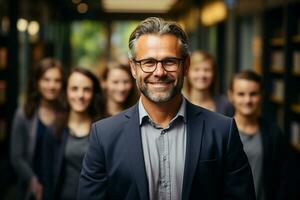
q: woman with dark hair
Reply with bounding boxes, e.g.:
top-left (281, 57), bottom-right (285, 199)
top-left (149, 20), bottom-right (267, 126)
top-left (228, 70), bottom-right (287, 200)
top-left (10, 58), bottom-right (65, 200)
top-left (100, 61), bottom-right (138, 116)
top-left (44, 67), bottom-right (105, 200)
top-left (184, 50), bottom-right (233, 116)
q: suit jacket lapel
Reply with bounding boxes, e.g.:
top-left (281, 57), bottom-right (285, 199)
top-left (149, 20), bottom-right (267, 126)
top-left (182, 102), bottom-right (205, 200)
top-left (124, 105), bottom-right (149, 200)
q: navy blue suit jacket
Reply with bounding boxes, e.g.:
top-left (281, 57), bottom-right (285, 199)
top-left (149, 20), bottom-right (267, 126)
top-left (78, 101), bottom-right (255, 200)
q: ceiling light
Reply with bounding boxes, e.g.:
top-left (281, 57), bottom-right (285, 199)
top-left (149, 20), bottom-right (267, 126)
top-left (28, 21), bottom-right (40, 35)
top-left (102, 0), bottom-right (176, 13)
top-left (77, 3), bottom-right (88, 14)
top-left (201, 1), bottom-right (227, 26)
top-left (17, 18), bottom-right (28, 32)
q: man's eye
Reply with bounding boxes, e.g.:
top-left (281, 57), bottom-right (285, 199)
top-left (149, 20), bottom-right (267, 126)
top-left (164, 59), bottom-right (176, 66)
top-left (142, 60), bottom-right (156, 66)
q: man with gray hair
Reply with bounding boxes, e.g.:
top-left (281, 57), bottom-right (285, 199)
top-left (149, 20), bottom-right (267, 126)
top-left (78, 17), bottom-right (255, 200)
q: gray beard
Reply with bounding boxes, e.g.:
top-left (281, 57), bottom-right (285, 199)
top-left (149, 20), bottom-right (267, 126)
top-left (137, 77), bottom-right (183, 103)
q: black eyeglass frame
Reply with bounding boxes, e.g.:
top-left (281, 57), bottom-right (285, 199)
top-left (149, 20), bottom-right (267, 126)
top-left (132, 57), bottom-right (184, 73)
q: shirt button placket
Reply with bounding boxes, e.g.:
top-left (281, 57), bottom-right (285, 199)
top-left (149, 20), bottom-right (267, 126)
top-left (163, 129), bottom-right (170, 200)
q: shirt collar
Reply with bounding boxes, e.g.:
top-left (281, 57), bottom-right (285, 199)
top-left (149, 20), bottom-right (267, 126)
top-left (138, 96), bottom-right (187, 126)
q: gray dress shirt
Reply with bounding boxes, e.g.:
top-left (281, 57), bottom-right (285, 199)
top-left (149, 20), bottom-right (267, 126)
top-left (139, 98), bottom-right (187, 200)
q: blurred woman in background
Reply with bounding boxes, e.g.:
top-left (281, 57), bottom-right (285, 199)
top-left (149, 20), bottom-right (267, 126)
top-left (100, 61), bottom-right (138, 116)
top-left (10, 58), bottom-right (65, 200)
top-left (184, 50), bottom-right (233, 116)
top-left (44, 67), bottom-right (105, 200)
top-left (228, 70), bottom-right (287, 200)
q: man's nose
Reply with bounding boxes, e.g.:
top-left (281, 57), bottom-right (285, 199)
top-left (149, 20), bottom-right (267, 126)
top-left (153, 62), bottom-right (167, 76)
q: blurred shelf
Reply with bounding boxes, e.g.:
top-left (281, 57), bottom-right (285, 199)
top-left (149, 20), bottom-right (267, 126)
top-left (264, 2), bottom-right (300, 155)
top-left (292, 142), bottom-right (300, 152)
top-left (270, 38), bottom-right (285, 46)
top-left (291, 104), bottom-right (300, 114)
top-left (292, 35), bottom-right (300, 43)
top-left (270, 67), bottom-right (285, 74)
top-left (270, 96), bottom-right (284, 104)
top-left (292, 71), bottom-right (300, 77)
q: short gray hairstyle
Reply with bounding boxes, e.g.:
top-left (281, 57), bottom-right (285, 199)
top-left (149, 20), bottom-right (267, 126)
top-left (128, 17), bottom-right (189, 59)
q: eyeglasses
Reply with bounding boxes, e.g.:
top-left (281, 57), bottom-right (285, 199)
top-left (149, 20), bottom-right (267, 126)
top-left (133, 57), bottom-right (183, 73)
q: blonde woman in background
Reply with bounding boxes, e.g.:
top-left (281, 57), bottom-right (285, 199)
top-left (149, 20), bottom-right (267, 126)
top-left (184, 50), bottom-right (233, 116)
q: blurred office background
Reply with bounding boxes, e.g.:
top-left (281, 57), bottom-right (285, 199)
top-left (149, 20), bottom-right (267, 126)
top-left (0, 0), bottom-right (300, 199)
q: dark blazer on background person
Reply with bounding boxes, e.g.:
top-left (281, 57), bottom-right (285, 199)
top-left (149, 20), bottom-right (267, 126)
top-left (78, 100), bottom-right (255, 200)
top-left (259, 118), bottom-right (287, 200)
top-left (11, 107), bottom-right (54, 200)
top-left (10, 107), bottom-right (41, 199)
top-left (43, 128), bottom-right (69, 200)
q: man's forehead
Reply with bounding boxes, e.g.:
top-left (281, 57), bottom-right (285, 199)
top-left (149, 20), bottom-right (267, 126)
top-left (134, 34), bottom-right (180, 58)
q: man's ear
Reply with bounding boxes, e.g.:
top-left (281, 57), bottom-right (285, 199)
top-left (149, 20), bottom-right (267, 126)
top-left (129, 60), bottom-right (137, 79)
top-left (183, 55), bottom-right (190, 77)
